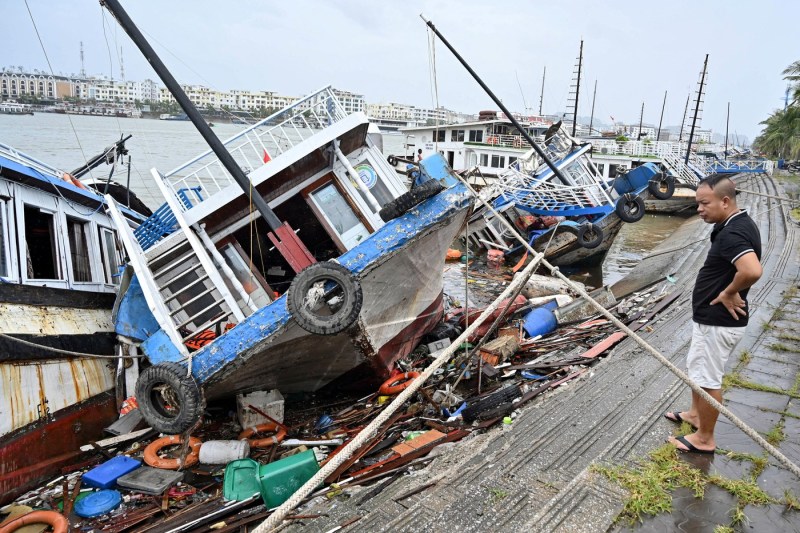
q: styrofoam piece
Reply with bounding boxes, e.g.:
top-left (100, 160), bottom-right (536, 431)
top-left (236, 390), bottom-right (284, 428)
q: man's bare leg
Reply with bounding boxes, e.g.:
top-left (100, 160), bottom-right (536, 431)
top-left (670, 387), bottom-right (721, 452)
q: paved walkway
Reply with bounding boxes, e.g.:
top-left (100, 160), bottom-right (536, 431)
top-left (283, 174), bottom-right (799, 532)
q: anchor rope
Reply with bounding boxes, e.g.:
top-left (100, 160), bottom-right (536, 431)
top-left (0, 331), bottom-right (143, 359)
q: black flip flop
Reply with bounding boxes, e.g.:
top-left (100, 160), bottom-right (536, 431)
top-left (664, 411), bottom-right (697, 430)
top-left (673, 435), bottom-right (715, 455)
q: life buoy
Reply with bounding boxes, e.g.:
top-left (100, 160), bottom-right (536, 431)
top-left (238, 422), bottom-right (287, 448)
top-left (143, 435), bottom-right (202, 470)
top-left (379, 371), bottom-right (420, 395)
top-left (0, 511), bottom-right (68, 533)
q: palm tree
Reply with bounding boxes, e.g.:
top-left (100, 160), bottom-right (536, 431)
top-left (754, 105), bottom-right (800, 159)
top-left (783, 60), bottom-right (800, 104)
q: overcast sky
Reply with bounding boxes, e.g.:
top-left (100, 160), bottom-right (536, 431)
top-left (3, 1), bottom-right (797, 141)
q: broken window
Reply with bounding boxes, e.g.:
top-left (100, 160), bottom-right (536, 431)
top-left (67, 217), bottom-right (92, 282)
top-left (23, 205), bottom-right (61, 280)
top-left (98, 226), bottom-right (121, 284)
top-left (0, 200), bottom-right (8, 278)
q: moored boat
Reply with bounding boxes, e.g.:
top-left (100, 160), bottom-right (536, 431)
top-left (0, 141), bottom-right (146, 505)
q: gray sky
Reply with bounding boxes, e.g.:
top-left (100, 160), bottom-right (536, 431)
top-left (3, 1), bottom-right (797, 141)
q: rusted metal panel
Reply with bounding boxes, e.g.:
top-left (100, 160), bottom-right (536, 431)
top-left (0, 302), bottom-right (113, 334)
top-left (0, 358), bottom-right (115, 435)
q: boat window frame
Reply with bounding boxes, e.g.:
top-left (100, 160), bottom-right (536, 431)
top-left (303, 175), bottom-right (370, 253)
top-left (97, 224), bottom-right (122, 286)
top-left (16, 190), bottom-right (69, 289)
top-left (64, 214), bottom-right (97, 284)
top-left (0, 194), bottom-right (14, 280)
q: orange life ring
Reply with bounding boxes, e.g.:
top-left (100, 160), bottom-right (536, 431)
top-left (0, 510), bottom-right (68, 533)
top-left (143, 435), bottom-right (202, 470)
top-left (238, 422), bottom-right (287, 448)
top-left (446, 248), bottom-right (463, 260)
top-left (379, 371), bottom-right (420, 395)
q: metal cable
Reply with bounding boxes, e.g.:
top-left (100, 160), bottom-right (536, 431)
top-left (0, 331), bottom-right (142, 359)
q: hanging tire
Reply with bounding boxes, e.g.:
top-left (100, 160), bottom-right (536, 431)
top-left (576, 223), bottom-right (604, 249)
top-left (647, 173), bottom-right (675, 200)
top-left (136, 362), bottom-right (205, 435)
top-left (615, 193), bottom-right (645, 223)
top-left (287, 262), bottom-right (363, 335)
top-left (387, 155), bottom-right (397, 166)
top-left (379, 179), bottom-right (444, 222)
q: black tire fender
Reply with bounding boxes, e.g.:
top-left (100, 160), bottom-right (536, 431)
top-left (379, 179), bottom-right (444, 222)
top-left (615, 193), bottom-right (646, 223)
top-left (647, 173), bottom-right (675, 200)
top-left (287, 262), bottom-right (363, 335)
top-left (136, 362), bottom-right (205, 435)
top-left (576, 222), bottom-right (604, 249)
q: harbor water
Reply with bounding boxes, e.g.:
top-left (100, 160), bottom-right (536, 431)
top-left (0, 113), bottom-right (687, 286)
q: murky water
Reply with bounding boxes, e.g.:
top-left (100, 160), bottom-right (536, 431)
top-left (1, 114), bottom-right (687, 287)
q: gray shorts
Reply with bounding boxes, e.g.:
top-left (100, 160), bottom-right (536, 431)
top-left (686, 322), bottom-right (745, 389)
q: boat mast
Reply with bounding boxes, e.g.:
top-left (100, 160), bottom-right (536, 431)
top-left (685, 54), bottom-right (708, 165)
top-left (100, 0), bottom-right (282, 231)
top-left (421, 17), bottom-right (569, 182)
top-left (656, 90), bottom-right (667, 141)
top-left (539, 66), bottom-right (546, 116)
top-left (571, 40), bottom-right (583, 138)
top-left (724, 101), bottom-right (730, 160)
top-left (678, 93), bottom-right (690, 142)
top-left (588, 80), bottom-right (597, 136)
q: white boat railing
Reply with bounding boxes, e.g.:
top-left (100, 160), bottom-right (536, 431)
top-left (0, 141), bottom-right (64, 179)
top-left (497, 152), bottom-right (615, 213)
top-left (162, 86), bottom-right (348, 210)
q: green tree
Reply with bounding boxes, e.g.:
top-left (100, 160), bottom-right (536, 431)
top-left (754, 60), bottom-right (800, 159)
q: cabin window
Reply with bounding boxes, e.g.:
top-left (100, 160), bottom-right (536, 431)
top-left (98, 226), bottom-right (121, 284)
top-left (490, 155), bottom-right (505, 168)
top-left (508, 156), bottom-right (517, 166)
top-left (0, 200), bottom-right (8, 278)
top-left (479, 154), bottom-right (488, 166)
top-left (450, 130), bottom-right (465, 142)
top-left (220, 243), bottom-right (272, 308)
top-left (309, 182), bottom-right (369, 250)
top-left (67, 217), bottom-right (92, 282)
top-left (434, 130), bottom-right (445, 143)
top-left (23, 205), bottom-right (61, 280)
top-left (353, 162), bottom-right (393, 212)
top-left (468, 130), bottom-right (483, 142)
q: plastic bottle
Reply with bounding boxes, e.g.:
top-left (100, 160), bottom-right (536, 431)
top-left (502, 416), bottom-right (513, 433)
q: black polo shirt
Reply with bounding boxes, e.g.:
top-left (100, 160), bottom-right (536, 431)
top-left (692, 210), bottom-right (761, 327)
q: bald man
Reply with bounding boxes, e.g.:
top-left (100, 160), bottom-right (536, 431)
top-left (665, 175), bottom-right (762, 454)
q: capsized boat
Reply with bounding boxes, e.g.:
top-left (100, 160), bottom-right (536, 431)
top-left (465, 123), bottom-right (675, 266)
top-left (0, 141), bottom-right (146, 505)
top-left (108, 87), bottom-right (474, 435)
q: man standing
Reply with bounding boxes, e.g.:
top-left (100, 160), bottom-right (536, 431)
top-left (665, 175), bottom-right (762, 454)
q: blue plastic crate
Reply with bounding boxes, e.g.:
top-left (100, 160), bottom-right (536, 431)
top-left (82, 455), bottom-right (142, 489)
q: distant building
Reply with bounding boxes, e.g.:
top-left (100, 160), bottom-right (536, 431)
top-left (0, 71), bottom-right (73, 100)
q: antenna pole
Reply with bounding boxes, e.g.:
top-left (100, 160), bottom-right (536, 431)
top-left (637, 101), bottom-right (644, 140)
top-left (724, 101), bottom-right (730, 160)
top-left (571, 40), bottom-right (583, 137)
top-left (539, 66), bottom-right (545, 115)
top-left (678, 93), bottom-right (690, 142)
top-left (656, 90), bottom-right (667, 141)
top-left (685, 54), bottom-right (708, 165)
top-left (588, 80), bottom-right (597, 136)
